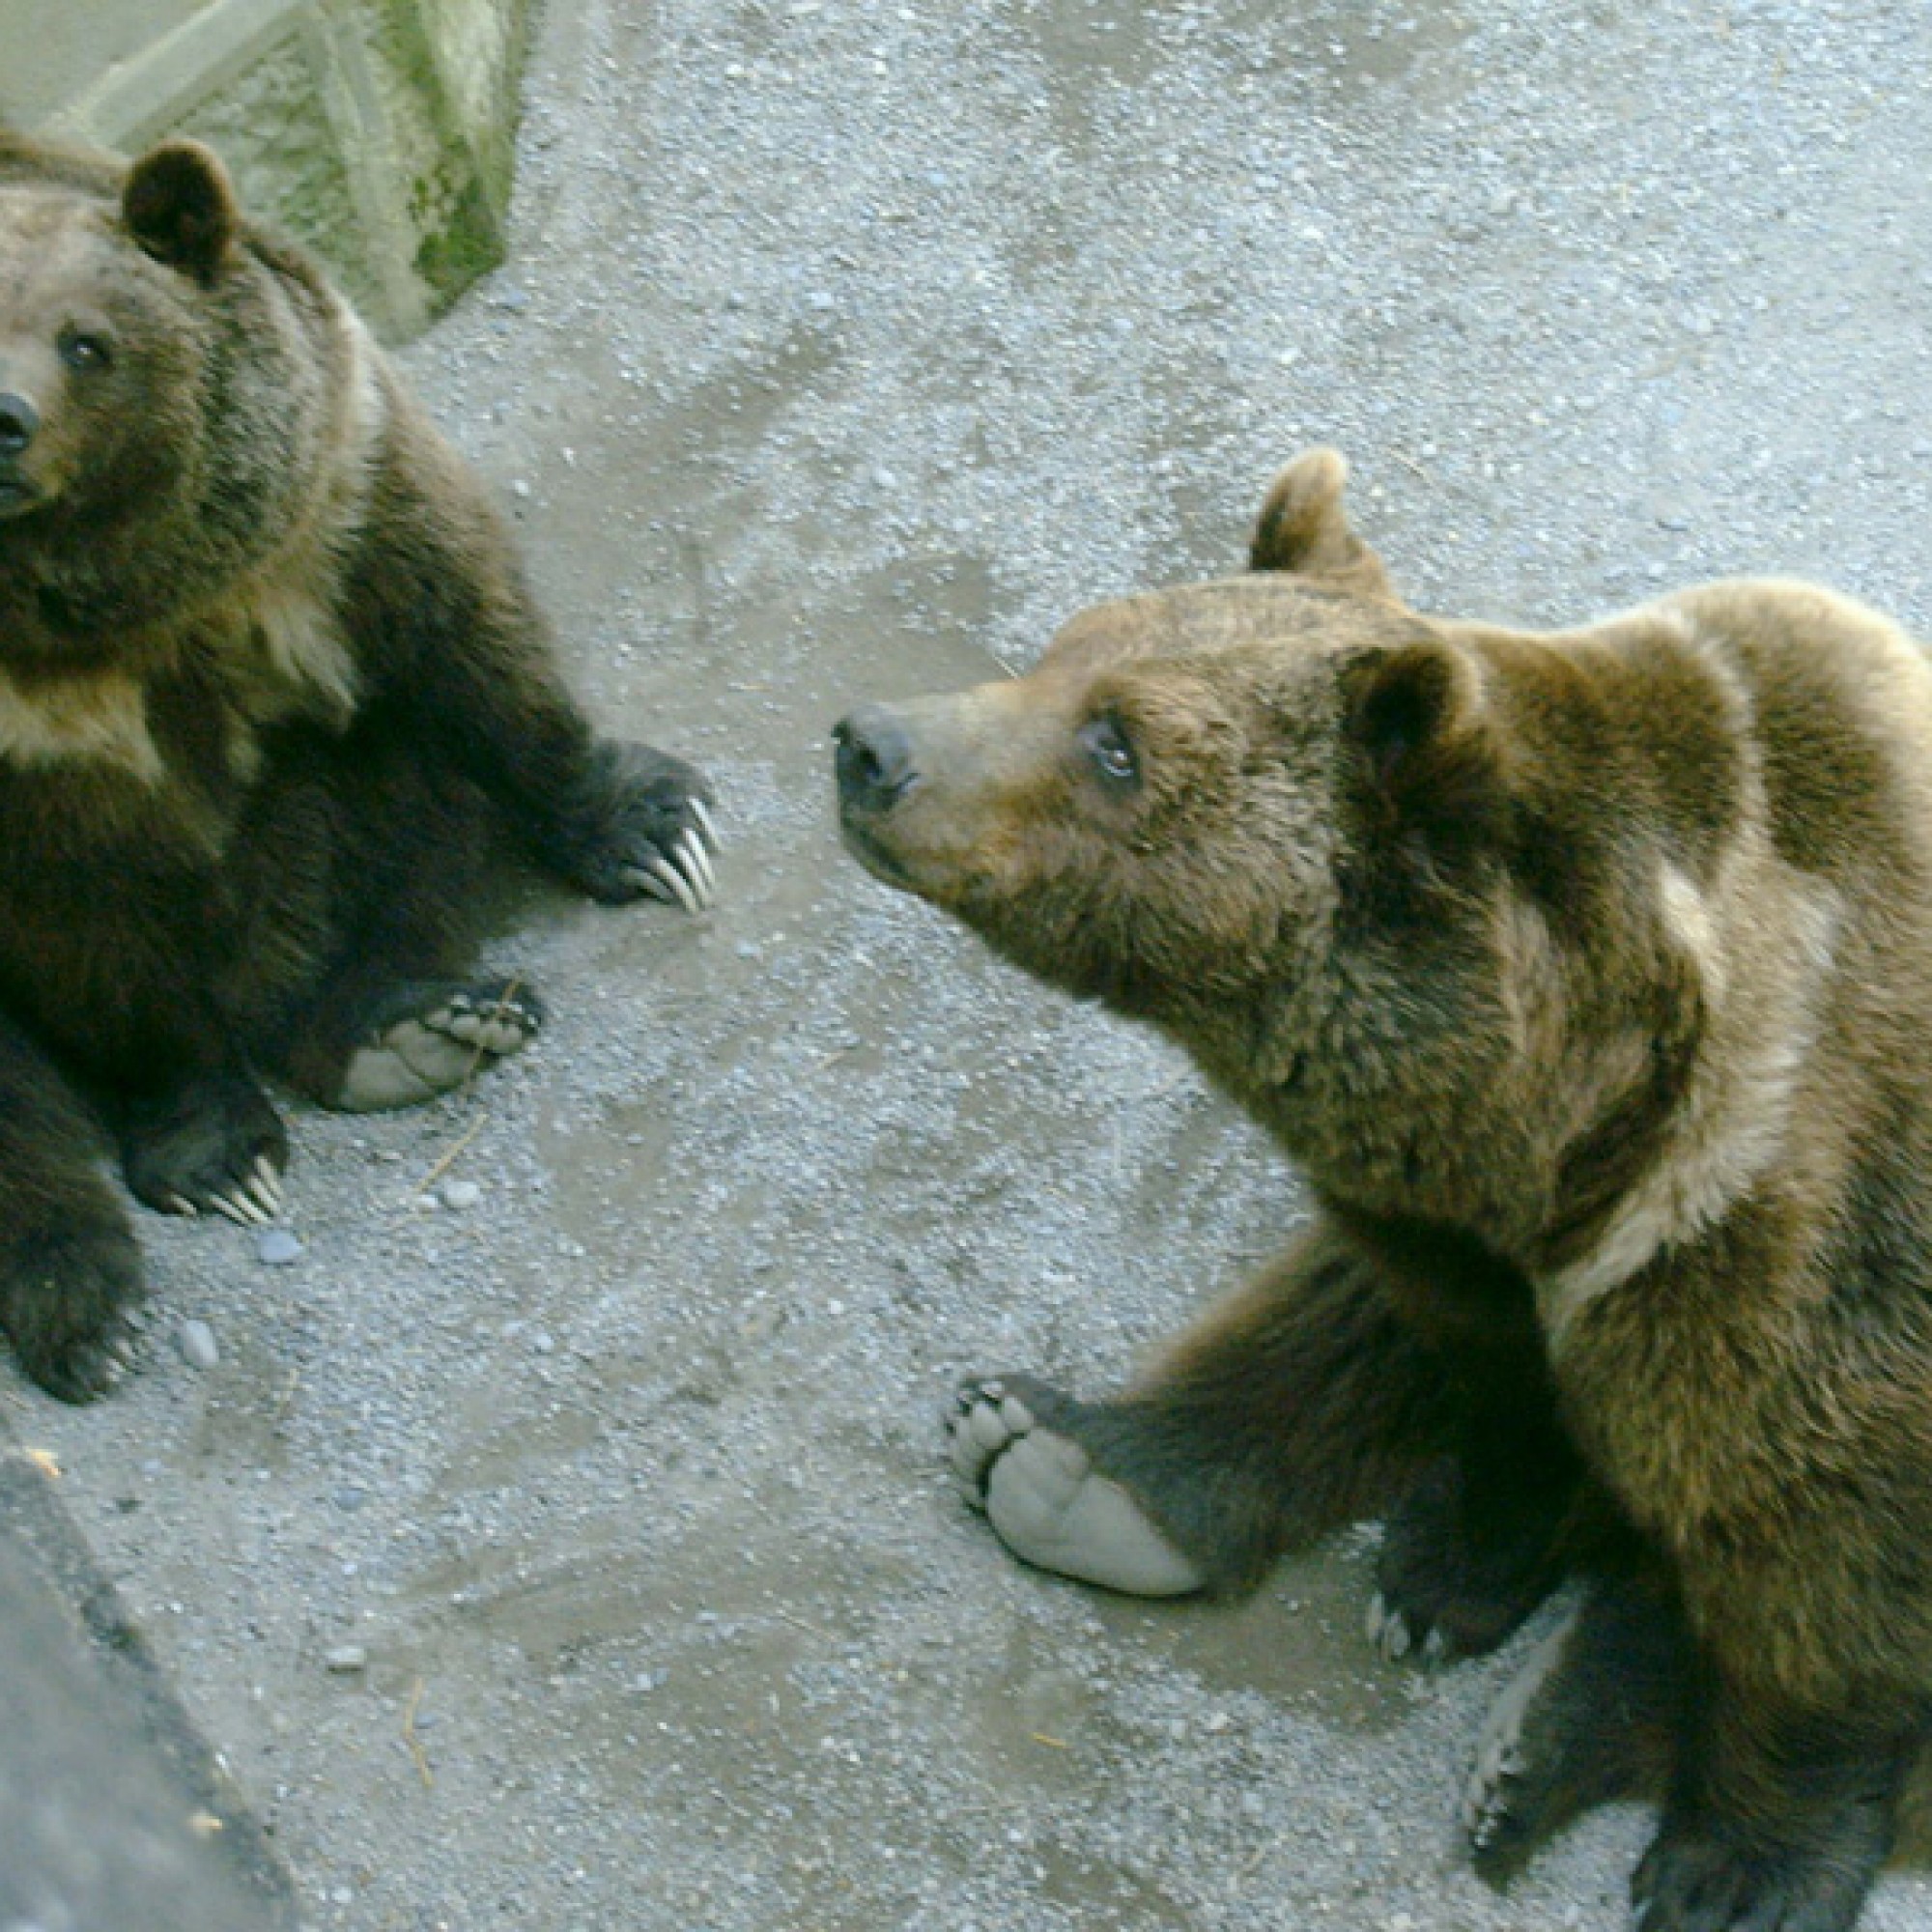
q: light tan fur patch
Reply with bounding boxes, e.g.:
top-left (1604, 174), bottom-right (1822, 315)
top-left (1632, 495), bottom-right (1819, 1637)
top-left (1538, 864), bottom-right (1841, 1350)
top-left (0, 663), bottom-right (164, 782)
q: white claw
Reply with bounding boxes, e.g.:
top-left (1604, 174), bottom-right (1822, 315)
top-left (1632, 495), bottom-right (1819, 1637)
top-left (674, 848), bottom-right (710, 910)
top-left (681, 828), bottom-right (718, 898)
top-left (166, 1194), bottom-right (199, 1219)
top-left (224, 1182), bottom-right (272, 1227)
top-left (690, 797), bottom-right (719, 846)
top-left (245, 1174), bottom-right (281, 1222)
top-left (624, 865), bottom-right (677, 904)
top-left (253, 1155), bottom-right (284, 1206)
top-left (649, 855), bottom-right (701, 915)
top-left (211, 1193), bottom-right (254, 1227)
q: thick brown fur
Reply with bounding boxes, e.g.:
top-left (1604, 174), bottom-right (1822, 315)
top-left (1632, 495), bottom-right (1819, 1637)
top-left (0, 132), bottom-right (715, 1403)
top-left (835, 448), bottom-right (1932, 1931)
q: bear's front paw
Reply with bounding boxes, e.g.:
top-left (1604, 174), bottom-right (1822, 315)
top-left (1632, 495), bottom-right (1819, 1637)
top-left (552, 740), bottom-right (718, 911)
top-left (1463, 1612), bottom-right (1595, 1883)
top-left (1368, 1455), bottom-right (1566, 1667)
top-left (0, 1219), bottom-right (147, 1404)
top-left (1632, 1813), bottom-right (1880, 1932)
top-left (121, 1072), bottom-right (288, 1227)
top-left (945, 1374), bottom-right (1203, 1596)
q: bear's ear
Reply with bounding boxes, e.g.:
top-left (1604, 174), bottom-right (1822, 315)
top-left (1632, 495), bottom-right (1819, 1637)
top-left (1341, 638), bottom-right (1500, 838)
top-left (123, 139), bottom-right (241, 281)
top-left (1250, 447), bottom-right (1396, 601)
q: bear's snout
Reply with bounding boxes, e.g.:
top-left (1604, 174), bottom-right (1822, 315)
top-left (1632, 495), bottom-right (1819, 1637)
top-left (0, 388), bottom-right (43, 516)
top-left (834, 705), bottom-right (918, 812)
top-left (0, 389), bottom-right (41, 456)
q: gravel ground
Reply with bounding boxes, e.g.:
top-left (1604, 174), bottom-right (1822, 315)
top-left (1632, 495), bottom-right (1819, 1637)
top-left (11, 2), bottom-right (1932, 1927)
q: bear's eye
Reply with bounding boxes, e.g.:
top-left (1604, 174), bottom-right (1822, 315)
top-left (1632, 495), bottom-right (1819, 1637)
top-left (1079, 714), bottom-right (1140, 789)
top-left (59, 332), bottom-right (112, 374)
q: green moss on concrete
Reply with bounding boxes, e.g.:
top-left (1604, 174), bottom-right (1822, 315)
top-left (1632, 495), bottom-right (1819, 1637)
top-left (14, 0), bottom-right (532, 341)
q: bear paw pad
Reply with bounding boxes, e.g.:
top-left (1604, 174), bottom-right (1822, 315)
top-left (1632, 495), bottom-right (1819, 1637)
top-left (336, 980), bottom-right (543, 1112)
top-left (945, 1378), bottom-right (1202, 1597)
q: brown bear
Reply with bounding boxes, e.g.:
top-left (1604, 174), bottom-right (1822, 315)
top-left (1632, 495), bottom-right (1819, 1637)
top-left (834, 447), bottom-right (1932, 1932)
top-left (0, 130), bottom-right (717, 1403)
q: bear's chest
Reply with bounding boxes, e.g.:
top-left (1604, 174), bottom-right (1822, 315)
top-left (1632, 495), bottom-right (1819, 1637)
top-left (0, 568), bottom-right (358, 804)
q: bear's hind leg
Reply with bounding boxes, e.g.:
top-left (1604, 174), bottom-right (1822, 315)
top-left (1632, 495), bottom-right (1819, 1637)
top-left (947, 1223), bottom-right (1456, 1596)
top-left (0, 1016), bottom-right (146, 1402)
top-left (245, 745), bottom-right (546, 1112)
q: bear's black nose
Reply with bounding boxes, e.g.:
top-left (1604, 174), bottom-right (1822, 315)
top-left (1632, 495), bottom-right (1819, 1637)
top-left (0, 391), bottom-right (40, 456)
top-left (834, 705), bottom-right (917, 810)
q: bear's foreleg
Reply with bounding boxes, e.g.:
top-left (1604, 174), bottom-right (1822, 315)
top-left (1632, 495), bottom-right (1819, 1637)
top-left (0, 1012), bottom-right (146, 1402)
top-left (948, 1222), bottom-right (1458, 1596)
top-left (342, 414), bottom-right (718, 911)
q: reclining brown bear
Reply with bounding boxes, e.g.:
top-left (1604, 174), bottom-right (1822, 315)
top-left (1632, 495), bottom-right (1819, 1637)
top-left (835, 448), bottom-right (1932, 1932)
top-left (0, 131), bottom-right (717, 1403)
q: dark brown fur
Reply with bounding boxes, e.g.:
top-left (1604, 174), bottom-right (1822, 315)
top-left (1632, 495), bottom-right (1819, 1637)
top-left (834, 448), bottom-right (1932, 1931)
top-left (0, 132), bottom-right (713, 1402)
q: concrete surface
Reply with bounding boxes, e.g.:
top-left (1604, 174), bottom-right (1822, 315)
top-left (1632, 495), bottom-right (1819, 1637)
top-left (8, 1), bottom-right (1932, 1928)
top-left (1, 0), bottom-right (531, 338)
top-left (0, 1425), bottom-right (297, 1931)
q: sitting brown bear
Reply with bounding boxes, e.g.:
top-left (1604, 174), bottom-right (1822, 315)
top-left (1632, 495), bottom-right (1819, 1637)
top-left (0, 131), bottom-right (717, 1403)
top-left (834, 448), bottom-right (1932, 1932)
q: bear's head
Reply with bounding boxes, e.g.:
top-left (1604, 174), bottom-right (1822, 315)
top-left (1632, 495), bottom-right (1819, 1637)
top-left (0, 134), bottom-right (335, 642)
top-left (836, 450), bottom-right (1490, 1018)
top-left (0, 139), bottom-right (243, 525)
top-left (834, 449), bottom-right (1714, 1234)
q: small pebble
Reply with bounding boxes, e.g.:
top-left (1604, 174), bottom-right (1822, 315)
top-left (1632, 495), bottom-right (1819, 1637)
top-left (440, 1179), bottom-right (482, 1210)
top-left (176, 1320), bottom-right (219, 1371)
top-left (324, 1645), bottom-right (368, 1674)
top-left (257, 1228), bottom-right (303, 1265)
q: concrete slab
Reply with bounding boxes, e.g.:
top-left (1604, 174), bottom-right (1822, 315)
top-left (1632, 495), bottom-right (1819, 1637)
top-left (0, 1433), bottom-right (298, 1931)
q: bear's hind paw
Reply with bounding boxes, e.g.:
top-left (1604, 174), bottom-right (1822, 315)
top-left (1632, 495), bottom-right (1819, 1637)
top-left (945, 1376), bottom-right (1203, 1597)
top-left (334, 979), bottom-right (544, 1112)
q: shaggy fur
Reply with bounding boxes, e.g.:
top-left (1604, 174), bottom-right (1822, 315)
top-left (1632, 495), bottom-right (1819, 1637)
top-left (835, 447), bottom-right (1932, 1931)
top-left (0, 132), bottom-right (715, 1403)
